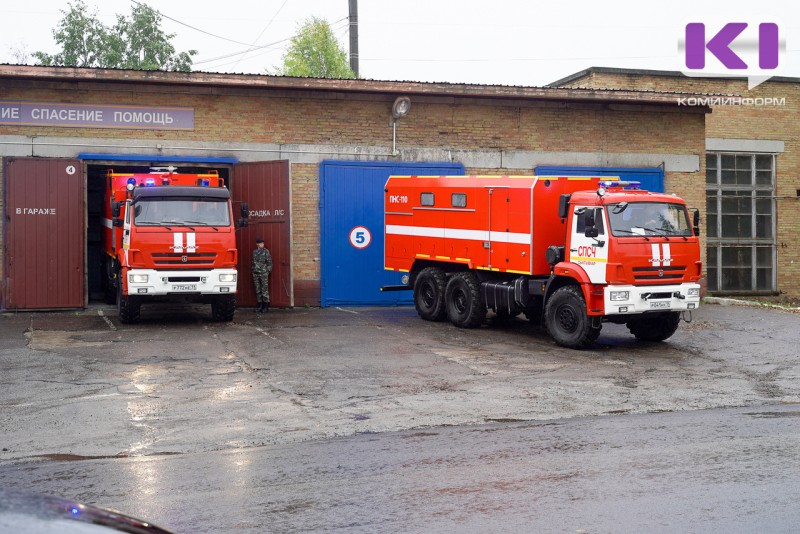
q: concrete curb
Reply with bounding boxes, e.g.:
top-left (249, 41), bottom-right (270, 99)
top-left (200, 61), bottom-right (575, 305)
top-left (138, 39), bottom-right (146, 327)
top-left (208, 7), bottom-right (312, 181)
top-left (704, 296), bottom-right (800, 313)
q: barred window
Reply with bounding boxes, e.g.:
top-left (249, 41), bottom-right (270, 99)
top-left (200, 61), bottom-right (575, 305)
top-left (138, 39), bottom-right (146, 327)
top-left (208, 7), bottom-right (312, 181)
top-left (706, 153), bottom-right (776, 292)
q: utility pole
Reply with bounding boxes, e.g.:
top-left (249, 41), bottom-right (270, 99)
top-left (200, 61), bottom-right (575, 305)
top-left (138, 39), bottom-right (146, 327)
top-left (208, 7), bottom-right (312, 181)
top-left (349, 0), bottom-right (359, 77)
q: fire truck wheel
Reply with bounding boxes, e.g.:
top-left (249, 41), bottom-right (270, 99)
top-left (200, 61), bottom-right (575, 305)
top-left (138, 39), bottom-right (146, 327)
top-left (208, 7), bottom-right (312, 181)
top-left (445, 272), bottom-right (486, 328)
top-left (626, 312), bottom-right (681, 342)
top-left (414, 267), bottom-right (448, 321)
top-left (104, 257), bottom-right (119, 305)
top-left (117, 284), bottom-right (141, 324)
top-left (212, 295), bottom-right (237, 322)
top-left (544, 285), bottom-right (600, 349)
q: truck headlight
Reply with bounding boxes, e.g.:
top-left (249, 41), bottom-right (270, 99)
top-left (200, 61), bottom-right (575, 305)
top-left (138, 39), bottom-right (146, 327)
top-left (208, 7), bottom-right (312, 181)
top-left (610, 291), bottom-right (629, 301)
top-left (129, 274), bottom-right (148, 283)
top-left (688, 287), bottom-right (700, 297)
top-left (219, 273), bottom-right (237, 283)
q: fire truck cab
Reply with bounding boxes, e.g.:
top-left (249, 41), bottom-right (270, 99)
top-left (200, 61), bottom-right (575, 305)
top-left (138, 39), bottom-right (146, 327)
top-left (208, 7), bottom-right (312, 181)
top-left (103, 169), bottom-right (247, 323)
top-left (384, 175), bottom-right (702, 349)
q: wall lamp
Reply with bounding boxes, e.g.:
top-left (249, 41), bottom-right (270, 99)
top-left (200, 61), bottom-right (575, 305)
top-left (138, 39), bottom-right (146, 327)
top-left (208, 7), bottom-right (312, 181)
top-left (391, 96), bottom-right (411, 156)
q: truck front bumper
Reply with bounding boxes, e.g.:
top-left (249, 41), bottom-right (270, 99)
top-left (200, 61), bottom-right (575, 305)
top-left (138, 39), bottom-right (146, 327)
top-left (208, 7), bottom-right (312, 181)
top-left (604, 283), bottom-right (701, 315)
top-left (126, 269), bottom-right (237, 296)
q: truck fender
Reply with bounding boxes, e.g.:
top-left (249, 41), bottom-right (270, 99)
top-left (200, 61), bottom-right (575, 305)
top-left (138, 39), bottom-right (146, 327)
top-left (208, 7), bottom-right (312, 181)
top-left (543, 262), bottom-right (591, 306)
top-left (547, 262), bottom-right (604, 317)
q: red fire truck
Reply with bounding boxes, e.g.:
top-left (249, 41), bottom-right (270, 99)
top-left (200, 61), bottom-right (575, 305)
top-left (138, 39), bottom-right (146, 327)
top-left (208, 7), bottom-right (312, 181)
top-left (103, 168), bottom-right (247, 323)
top-left (384, 175), bottom-right (702, 348)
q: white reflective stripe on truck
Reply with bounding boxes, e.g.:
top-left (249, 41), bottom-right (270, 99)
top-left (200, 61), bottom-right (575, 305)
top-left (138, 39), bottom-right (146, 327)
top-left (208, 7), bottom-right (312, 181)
top-left (650, 243), bottom-right (672, 267)
top-left (386, 224), bottom-right (531, 244)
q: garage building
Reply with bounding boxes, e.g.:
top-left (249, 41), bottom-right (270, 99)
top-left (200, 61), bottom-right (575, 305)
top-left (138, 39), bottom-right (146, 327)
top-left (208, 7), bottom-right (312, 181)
top-left (0, 65), bottom-right (707, 310)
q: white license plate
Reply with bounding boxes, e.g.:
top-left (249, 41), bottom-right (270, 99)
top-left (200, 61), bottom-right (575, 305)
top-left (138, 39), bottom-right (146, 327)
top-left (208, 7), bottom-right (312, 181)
top-left (171, 284), bottom-right (197, 292)
top-left (649, 301), bottom-right (671, 309)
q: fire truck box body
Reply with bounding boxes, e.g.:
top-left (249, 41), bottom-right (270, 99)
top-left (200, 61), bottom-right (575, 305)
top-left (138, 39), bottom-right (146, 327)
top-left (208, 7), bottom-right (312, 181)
top-left (103, 170), bottom-right (242, 323)
top-left (384, 175), bottom-right (702, 348)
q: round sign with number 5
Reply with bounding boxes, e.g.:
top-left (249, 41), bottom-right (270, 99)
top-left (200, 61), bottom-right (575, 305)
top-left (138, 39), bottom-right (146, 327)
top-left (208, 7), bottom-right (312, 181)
top-left (349, 226), bottom-right (371, 249)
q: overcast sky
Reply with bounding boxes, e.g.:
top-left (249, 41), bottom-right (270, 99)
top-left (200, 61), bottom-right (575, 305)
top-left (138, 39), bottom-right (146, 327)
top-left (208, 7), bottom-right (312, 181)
top-left (2, 0), bottom-right (798, 87)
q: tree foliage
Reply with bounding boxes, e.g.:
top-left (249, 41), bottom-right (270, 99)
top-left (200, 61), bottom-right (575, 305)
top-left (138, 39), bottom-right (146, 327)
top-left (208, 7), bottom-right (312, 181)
top-left (33, 1), bottom-right (196, 71)
top-left (278, 17), bottom-right (355, 79)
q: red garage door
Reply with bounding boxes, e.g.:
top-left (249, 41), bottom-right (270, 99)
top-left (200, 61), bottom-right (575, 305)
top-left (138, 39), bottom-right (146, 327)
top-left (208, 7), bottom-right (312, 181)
top-left (231, 161), bottom-right (291, 308)
top-left (3, 157), bottom-right (85, 309)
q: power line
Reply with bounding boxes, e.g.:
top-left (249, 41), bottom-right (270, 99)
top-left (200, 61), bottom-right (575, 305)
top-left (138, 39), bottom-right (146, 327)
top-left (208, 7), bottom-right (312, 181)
top-left (234, 0), bottom-right (291, 69)
top-left (361, 53), bottom-right (679, 63)
top-left (194, 36), bottom-right (292, 65)
top-left (199, 18), bottom-right (350, 71)
top-left (129, 0), bottom-right (254, 47)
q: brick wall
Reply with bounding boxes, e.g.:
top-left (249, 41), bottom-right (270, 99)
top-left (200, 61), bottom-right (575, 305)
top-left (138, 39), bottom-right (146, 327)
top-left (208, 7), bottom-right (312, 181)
top-left (0, 77), bottom-right (707, 305)
top-left (560, 71), bottom-right (799, 296)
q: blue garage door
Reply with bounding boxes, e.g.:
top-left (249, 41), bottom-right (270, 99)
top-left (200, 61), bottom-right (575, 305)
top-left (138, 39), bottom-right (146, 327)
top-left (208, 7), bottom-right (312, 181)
top-left (535, 166), bottom-right (664, 193)
top-left (321, 160), bottom-right (464, 307)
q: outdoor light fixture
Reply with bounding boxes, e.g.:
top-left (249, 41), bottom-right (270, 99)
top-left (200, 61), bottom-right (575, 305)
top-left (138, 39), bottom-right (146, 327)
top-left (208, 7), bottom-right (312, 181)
top-left (392, 96), bottom-right (411, 119)
top-left (391, 96), bottom-right (411, 156)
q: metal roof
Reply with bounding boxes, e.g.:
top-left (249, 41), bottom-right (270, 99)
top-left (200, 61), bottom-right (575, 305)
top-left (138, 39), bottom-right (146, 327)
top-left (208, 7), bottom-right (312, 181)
top-left (0, 64), bottom-right (712, 108)
top-left (549, 66), bottom-right (800, 88)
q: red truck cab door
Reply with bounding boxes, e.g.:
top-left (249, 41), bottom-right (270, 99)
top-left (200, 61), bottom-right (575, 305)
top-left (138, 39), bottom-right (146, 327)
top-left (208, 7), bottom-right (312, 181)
top-left (568, 205), bottom-right (609, 284)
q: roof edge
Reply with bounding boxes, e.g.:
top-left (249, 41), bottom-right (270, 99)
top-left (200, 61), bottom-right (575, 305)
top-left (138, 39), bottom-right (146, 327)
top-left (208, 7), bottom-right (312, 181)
top-left (0, 64), bottom-right (711, 107)
top-left (549, 66), bottom-right (800, 87)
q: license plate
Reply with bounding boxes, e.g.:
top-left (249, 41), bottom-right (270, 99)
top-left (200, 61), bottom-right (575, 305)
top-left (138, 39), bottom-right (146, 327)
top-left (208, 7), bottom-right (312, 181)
top-left (171, 284), bottom-right (197, 292)
top-left (649, 301), bottom-right (671, 309)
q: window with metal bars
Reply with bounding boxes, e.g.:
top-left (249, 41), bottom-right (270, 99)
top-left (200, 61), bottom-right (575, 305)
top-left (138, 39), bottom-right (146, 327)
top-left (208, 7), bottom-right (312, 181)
top-left (705, 152), bottom-right (776, 292)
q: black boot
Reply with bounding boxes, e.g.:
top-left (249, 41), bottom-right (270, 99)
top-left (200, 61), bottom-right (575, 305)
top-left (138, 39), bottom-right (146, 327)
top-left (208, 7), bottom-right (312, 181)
top-left (263, 303), bottom-right (270, 313)
top-left (257, 303), bottom-right (265, 313)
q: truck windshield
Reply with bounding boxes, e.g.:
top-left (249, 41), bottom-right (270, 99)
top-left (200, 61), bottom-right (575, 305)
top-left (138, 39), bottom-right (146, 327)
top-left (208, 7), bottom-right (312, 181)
top-left (607, 202), bottom-right (692, 237)
top-left (133, 198), bottom-right (230, 227)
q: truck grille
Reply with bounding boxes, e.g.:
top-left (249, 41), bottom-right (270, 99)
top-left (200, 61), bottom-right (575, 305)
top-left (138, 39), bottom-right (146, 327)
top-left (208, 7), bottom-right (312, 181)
top-left (152, 252), bottom-right (217, 266)
top-left (632, 265), bottom-right (686, 282)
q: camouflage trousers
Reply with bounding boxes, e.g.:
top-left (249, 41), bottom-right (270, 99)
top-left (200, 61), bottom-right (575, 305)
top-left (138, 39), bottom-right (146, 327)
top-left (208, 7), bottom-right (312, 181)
top-left (253, 273), bottom-right (270, 304)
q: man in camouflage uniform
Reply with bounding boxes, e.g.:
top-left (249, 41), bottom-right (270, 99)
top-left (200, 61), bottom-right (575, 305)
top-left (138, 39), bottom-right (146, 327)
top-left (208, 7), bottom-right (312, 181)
top-left (252, 237), bottom-right (272, 313)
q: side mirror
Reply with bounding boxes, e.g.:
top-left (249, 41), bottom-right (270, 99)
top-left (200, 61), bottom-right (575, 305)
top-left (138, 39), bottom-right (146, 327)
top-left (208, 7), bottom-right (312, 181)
top-left (558, 194), bottom-right (571, 220)
top-left (111, 202), bottom-right (121, 217)
top-left (237, 217), bottom-right (248, 228)
top-left (583, 208), bottom-right (601, 239)
top-left (584, 208), bottom-right (596, 228)
top-left (112, 218), bottom-right (123, 227)
top-left (240, 203), bottom-right (249, 219)
top-left (693, 209), bottom-right (700, 236)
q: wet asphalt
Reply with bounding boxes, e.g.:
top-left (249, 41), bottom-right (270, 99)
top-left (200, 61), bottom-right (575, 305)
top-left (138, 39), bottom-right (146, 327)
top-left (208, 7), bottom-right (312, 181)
top-left (1, 301), bottom-right (799, 531)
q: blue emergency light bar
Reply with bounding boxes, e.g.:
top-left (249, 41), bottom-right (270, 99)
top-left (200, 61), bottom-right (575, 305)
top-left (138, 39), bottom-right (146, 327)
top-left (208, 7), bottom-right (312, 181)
top-left (598, 180), bottom-right (641, 190)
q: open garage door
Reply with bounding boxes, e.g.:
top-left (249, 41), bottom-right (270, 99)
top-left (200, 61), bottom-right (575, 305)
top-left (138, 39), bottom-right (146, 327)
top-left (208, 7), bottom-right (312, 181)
top-left (3, 157), bottom-right (85, 309)
top-left (231, 161), bottom-right (291, 308)
top-left (320, 160), bottom-right (464, 307)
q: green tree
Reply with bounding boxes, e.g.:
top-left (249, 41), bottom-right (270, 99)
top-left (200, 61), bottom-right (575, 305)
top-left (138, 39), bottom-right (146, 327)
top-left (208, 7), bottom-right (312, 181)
top-left (33, 1), bottom-right (108, 67)
top-left (106, 3), bottom-right (196, 71)
top-left (278, 17), bottom-right (355, 79)
top-left (33, 1), bottom-right (196, 71)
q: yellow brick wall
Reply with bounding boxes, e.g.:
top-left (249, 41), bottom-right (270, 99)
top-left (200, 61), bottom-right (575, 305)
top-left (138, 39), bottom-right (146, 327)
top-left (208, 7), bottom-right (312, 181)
top-left (560, 71), bottom-right (799, 296)
top-left (290, 163), bottom-right (320, 281)
top-left (0, 79), bottom-right (707, 303)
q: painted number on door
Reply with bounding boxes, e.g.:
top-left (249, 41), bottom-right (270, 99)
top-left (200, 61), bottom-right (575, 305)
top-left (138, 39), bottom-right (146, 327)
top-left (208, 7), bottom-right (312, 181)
top-left (349, 226), bottom-right (371, 249)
